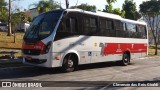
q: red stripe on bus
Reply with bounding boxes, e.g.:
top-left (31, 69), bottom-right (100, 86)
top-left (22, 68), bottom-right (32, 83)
top-left (102, 43), bottom-right (147, 55)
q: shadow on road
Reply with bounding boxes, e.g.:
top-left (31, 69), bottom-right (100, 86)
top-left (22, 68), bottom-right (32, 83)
top-left (0, 61), bottom-right (134, 80)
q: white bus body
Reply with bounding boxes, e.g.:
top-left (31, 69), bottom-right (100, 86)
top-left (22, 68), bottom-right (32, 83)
top-left (22, 9), bottom-right (148, 72)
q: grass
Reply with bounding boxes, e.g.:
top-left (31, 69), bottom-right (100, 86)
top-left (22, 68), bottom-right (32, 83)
top-left (0, 31), bottom-right (24, 58)
top-left (148, 45), bottom-right (160, 56)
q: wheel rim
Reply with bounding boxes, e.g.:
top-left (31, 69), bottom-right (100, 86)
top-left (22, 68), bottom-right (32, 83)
top-left (68, 60), bottom-right (74, 68)
top-left (124, 55), bottom-right (129, 64)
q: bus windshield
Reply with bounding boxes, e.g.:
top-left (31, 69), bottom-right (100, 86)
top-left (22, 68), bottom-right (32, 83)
top-left (24, 10), bottom-right (63, 43)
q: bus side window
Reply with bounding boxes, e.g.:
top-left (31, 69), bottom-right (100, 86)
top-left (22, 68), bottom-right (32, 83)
top-left (126, 23), bottom-right (136, 38)
top-left (109, 20), bottom-right (115, 37)
top-left (57, 19), bottom-right (65, 32)
top-left (99, 19), bottom-right (110, 36)
top-left (137, 25), bottom-right (147, 39)
top-left (143, 26), bottom-right (147, 39)
top-left (66, 18), bottom-right (70, 28)
top-left (114, 21), bottom-right (123, 37)
top-left (83, 17), bottom-right (97, 35)
top-left (66, 18), bottom-right (78, 33)
top-left (70, 18), bottom-right (77, 33)
top-left (123, 22), bottom-right (129, 38)
top-left (134, 25), bottom-right (138, 38)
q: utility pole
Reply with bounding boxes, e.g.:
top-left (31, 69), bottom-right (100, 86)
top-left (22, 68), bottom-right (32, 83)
top-left (65, 0), bottom-right (69, 9)
top-left (8, 0), bottom-right (12, 36)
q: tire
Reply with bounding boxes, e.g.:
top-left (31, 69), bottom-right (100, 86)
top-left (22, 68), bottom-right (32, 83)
top-left (62, 55), bottom-right (77, 72)
top-left (121, 53), bottom-right (130, 66)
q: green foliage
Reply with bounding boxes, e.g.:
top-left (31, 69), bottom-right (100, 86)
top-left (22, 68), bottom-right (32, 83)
top-left (103, 0), bottom-right (125, 17)
top-left (106, 0), bottom-right (117, 4)
top-left (0, 9), bottom-right (8, 23)
top-left (103, 4), bottom-right (113, 13)
top-left (33, 0), bottom-right (60, 14)
top-left (140, 0), bottom-right (160, 15)
top-left (103, 0), bottom-right (117, 13)
top-left (0, 0), bottom-right (7, 6)
top-left (0, 0), bottom-right (8, 22)
top-left (27, 17), bottom-right (32, 22)
top-left (70, 3), bottom-right (96, 11)
top-left (122, 0), bottom-right (140, 20)
top-left (112, 8), bottom-right (125, 17)
top-left (134, 11), bottom-right (141, 20)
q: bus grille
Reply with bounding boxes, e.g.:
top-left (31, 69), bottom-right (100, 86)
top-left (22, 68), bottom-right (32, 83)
top-left (22, 49), bottom-right (41, 55)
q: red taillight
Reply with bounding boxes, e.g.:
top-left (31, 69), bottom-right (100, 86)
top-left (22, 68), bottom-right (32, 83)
top-left (22, 41), bottom-right (45, 50)
top-left (34, 41), bottom-right (46, 50)
top-left (22, 42), bottom-right (34, 49)
top-left (22, 41), bottom-right (52, 54)
top-left (34, 41), bottom-right (46, 54)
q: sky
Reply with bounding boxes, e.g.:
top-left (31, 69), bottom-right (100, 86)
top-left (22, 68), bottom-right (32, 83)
top-left (5, 0), bottom-right (148, 11)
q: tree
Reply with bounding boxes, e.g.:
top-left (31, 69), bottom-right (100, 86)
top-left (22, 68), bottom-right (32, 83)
top-left (112, 8), bottom-right (125, 17)
top-left (8, 0), bottom-right (25, 36)
top-left (70, 3), bottom-right (96, 11)
top-left (140, 0), bottom-right (160, 55)
top-left (103, 0), bottom-right (125, 17)
top-left (33, 0), bottom-right (60, 14)
top-left (122, 0), bottom-right (140, 20)
top-left (0, 0), bottom-right (7, 6)
top-left (103, 0), bottom-right (117, 13)
top-left (0, 0), bottom-right (8, 22)
top-left (0, 8), bottom-right (8, 23)
top-left (11, 10), bottom-right (27, 31)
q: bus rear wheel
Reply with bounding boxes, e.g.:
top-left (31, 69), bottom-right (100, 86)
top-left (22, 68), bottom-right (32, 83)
top-left (121, 53), bottom-right (130, 66)
top-left (62, 54), bottom-right (77, 72)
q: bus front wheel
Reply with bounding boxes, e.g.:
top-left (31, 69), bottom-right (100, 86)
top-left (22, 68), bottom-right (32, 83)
top-left (62, 54), bottom-right (77, 72)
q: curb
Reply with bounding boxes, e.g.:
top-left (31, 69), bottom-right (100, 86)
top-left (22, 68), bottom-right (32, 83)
top-left (139, 56), bottom-right (160, 60)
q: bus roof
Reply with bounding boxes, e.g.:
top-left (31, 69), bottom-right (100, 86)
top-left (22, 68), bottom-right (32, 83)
top-left (65, 9), bottom-right (147, 25)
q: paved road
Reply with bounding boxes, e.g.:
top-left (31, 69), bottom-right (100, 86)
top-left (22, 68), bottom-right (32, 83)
top-left (0, 56), bottom-right (160, 90)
